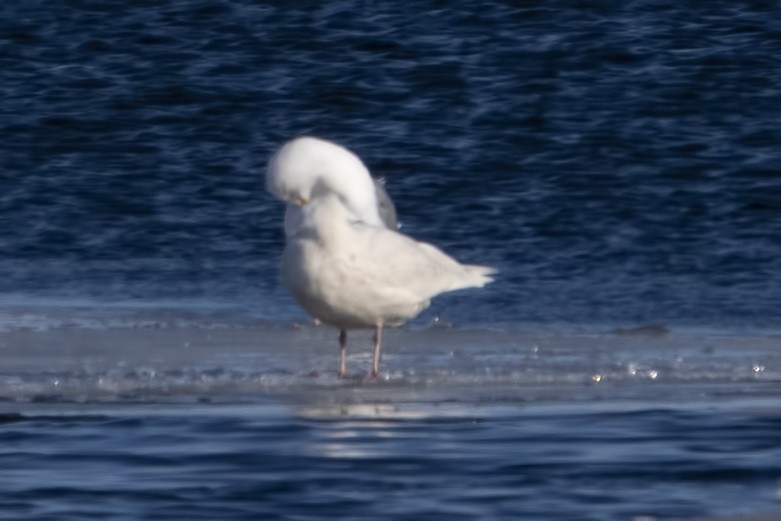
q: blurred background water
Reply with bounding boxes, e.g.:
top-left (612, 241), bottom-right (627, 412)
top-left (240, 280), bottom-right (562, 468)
top-left (1, 0), bottom-right (780, 329)
top-left (1, 1), bottom-right (780, 519)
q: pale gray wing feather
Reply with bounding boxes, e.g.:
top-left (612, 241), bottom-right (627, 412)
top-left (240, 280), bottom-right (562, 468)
top-left (373, 177), bottom-right (398, 230)
top-left (346, 224), bottom-right (493, 300)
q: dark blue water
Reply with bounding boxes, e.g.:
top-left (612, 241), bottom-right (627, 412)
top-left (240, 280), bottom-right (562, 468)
top-left (1, 402), bottom-right (780, 521)
top-left (1, 1), bottom-right (780, 519)
top-left (2, 0), bottom-right (780, 328)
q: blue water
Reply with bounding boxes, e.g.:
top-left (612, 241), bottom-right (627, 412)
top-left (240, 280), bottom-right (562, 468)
top-left (2, 402), bottom-right (780, 521)
top-left (1, 1), bottom-right (780, 519)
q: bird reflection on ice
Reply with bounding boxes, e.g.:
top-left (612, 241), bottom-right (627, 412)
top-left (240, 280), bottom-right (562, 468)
top-left (295, 404), bottom-right (428, 460)
top-left (296, 402), bottom-right (489, 461)
top-left (297, 403), bottom-right (430, 421)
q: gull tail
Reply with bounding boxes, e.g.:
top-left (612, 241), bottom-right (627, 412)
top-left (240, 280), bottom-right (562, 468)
top-left (454, 264), bottom-right (497, 290)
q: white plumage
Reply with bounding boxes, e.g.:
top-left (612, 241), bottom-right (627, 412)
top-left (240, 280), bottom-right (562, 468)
top-left (267, 136), bottom-right (388, 235)
top-left (267, 136), bottom-right (496, 377)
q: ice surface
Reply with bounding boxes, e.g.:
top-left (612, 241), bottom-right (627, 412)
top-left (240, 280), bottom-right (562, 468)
top-left (0, 307), bottom-right (777, 407)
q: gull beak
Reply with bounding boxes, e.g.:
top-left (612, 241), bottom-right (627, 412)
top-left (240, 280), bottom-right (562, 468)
top-left (294, 195), bottom-right (309, 207)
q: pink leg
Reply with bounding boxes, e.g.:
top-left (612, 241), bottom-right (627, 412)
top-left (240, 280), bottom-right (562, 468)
top-left (370, 324), bottom-right (382, 378)
top-left (338, 330), bottom-right (347, 378)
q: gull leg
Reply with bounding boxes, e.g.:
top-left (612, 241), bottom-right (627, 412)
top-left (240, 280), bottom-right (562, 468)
top-left (338, 330), bottom-right (348, 378)
top-left (370, 324), bottom-right (383, 378)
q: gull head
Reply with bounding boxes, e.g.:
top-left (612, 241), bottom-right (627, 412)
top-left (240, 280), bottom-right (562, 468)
top-left (266, 136), bottom-right (383, 226)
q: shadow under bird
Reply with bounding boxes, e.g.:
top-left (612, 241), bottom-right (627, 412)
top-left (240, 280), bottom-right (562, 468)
top-left (267, 136), bottom-right (496, 377)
